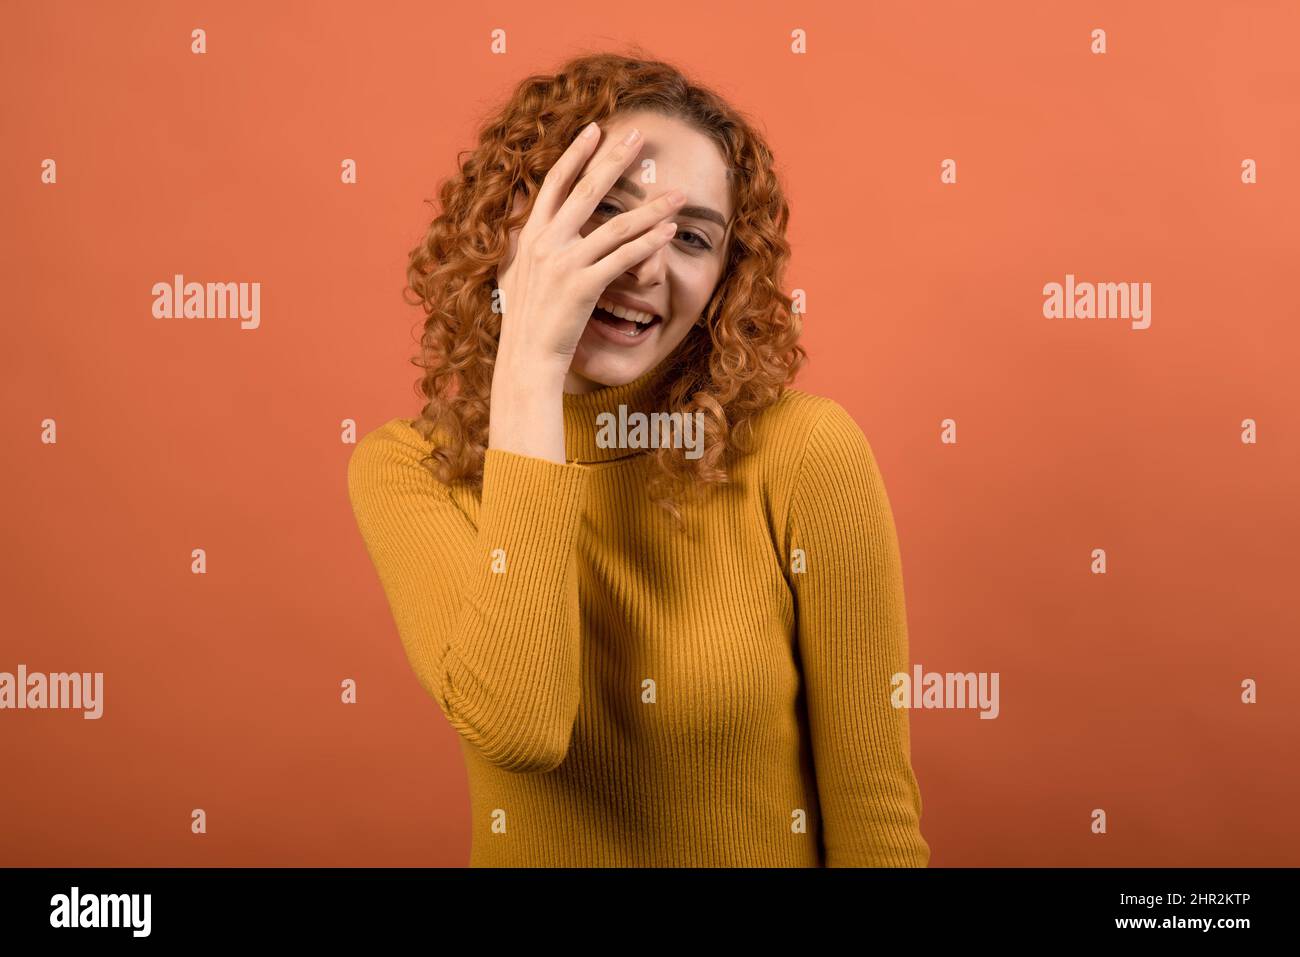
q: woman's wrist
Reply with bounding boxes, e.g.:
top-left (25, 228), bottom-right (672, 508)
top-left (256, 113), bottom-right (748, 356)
top-left (493, 343), bottom-right (569, 393)
top-left (488, 348), bottom-right (570, 463)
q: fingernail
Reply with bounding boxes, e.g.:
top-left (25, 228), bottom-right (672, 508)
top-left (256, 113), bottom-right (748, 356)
top-left (623, 127), bottom-right (641, 145)
top-left (582, 122), bottom-right (598, 139)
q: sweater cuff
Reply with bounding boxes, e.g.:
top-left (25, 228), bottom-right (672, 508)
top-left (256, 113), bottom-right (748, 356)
top-left (480, 448), bottom-right (590, 542)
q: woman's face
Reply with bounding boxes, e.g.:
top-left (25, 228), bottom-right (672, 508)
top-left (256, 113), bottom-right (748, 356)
top-left (564, 110), bottom-right (733, 393)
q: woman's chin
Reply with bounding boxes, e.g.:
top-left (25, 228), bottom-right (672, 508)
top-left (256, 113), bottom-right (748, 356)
top-left (567, 326), bottom-right (661, 391)
top-left (565, 354), bottom-right (646, 392)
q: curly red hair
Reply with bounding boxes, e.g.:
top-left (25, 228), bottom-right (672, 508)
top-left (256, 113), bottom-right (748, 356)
top-left (403, 48), bottom-right (804, 520)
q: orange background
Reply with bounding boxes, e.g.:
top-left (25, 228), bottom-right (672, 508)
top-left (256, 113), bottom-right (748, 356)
top-left (3, 0), bottom-right (1297, 866)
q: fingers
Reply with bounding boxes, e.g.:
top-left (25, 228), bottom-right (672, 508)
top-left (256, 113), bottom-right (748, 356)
top-left (520, 123), bottom-right (682, 298)
top-left (587, 220), bottom-right (679, 293)
top-left (530, 123), bottom-right (603, 227)
top-left (575, 186), bottom-right (686, 266)
top-left (549, 126), bottom-right (649, 239)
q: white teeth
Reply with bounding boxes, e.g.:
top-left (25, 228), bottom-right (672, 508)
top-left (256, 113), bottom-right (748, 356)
top-left (596, 296), bottom-right (658, 325)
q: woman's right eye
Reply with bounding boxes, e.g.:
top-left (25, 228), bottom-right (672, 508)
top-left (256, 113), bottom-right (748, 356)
top-left (593, 201), bottom-right (620, 217)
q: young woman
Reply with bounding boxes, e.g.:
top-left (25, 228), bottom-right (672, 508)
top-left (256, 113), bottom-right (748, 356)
top-left (347, 51), bottom-right (931, 867)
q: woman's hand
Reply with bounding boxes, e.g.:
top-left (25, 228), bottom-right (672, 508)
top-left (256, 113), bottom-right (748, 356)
top-left (496, 123), bottom-right (686, 369)
top-left (488, 122), bottom-right (687, 462)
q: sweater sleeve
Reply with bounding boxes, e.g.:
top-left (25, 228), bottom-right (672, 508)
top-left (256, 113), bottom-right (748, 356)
top-left (787, 401), bottom-right (931, 867)
top-left (346, 421), bottom-right (589, 774)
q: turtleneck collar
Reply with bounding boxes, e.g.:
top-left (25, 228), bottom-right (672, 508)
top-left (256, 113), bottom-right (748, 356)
top-left (561, 354), bottom-right (679, 464)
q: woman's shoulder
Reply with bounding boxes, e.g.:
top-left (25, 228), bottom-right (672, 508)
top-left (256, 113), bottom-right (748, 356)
top-left (350, 416), bottom-right (432, 460)
top-left (347, 416), bottom-right (446, 498)
top-left (732, 388), bottom-right (884, 539)
top-left (752, 386), bottom-right (871, 455)
top-left (737, 391), bottom-right (901, 556)
top-left (743, 386), bottom-right (886, 505)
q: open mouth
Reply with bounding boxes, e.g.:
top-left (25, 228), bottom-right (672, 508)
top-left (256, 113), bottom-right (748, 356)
top-left (589, 297), bottom-right (662, 338)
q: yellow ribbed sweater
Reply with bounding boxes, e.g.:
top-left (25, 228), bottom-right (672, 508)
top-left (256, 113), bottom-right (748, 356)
top-left (346, 359), bottom-right (930, 867)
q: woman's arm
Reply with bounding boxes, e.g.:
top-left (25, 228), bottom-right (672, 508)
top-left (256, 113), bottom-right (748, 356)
top-left (346, 124), bottom-right (684, 774)
top-left (347, 423), bottom-right (588, 773)
top-left (787, 400), bottom-right (932, 867)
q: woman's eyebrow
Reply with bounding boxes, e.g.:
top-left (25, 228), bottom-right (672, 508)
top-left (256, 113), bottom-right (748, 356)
top-left (613, 176), bottom-right (729, 229)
